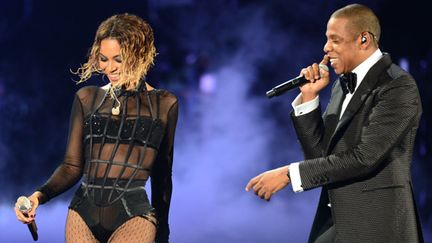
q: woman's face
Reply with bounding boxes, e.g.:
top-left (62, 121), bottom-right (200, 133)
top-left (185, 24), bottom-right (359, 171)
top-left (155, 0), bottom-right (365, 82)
top-left (98, 39), bottom-right (122, 84)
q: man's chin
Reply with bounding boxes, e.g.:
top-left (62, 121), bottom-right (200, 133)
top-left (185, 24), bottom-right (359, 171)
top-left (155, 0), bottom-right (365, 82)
top-left (332, 67), bottom-right (343, 75)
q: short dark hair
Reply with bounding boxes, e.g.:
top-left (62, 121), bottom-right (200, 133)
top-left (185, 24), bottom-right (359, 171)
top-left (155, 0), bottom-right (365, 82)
top-left (331, 4), bottom-right (381, 45)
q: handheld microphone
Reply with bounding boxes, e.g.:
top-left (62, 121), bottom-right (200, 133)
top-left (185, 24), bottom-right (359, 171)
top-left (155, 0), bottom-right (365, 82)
top-left (16, 196), bottom-right (38, 241)
top-left (266, 64), bottom-right (329, 98)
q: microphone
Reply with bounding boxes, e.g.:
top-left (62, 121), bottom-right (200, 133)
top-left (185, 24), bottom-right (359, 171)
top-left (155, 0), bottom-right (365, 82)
top-left (266, 64), bottom-right (329, 98)
top-left (15, 196), bottom-right (38, 241)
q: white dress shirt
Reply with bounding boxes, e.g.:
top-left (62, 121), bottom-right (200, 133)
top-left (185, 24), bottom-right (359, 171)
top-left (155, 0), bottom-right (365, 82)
top-left (289, 49), bottom-right (383, 193)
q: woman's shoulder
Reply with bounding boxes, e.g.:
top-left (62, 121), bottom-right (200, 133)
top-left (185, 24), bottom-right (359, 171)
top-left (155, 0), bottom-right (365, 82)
top-left (154, 89), bottom-right (177, 102)
top-left (75, 85), bottom-right (106, 98)
top-left (152, 89), bottom-right (178, 108)
top-left (74, 85), bottom-right (107, 107)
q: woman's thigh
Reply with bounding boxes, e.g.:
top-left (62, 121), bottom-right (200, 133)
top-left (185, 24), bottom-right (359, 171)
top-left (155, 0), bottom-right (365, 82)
top-left (65, 209), bottom-right (98, 243)
top-left (108, 216), bottom-right (156, 243)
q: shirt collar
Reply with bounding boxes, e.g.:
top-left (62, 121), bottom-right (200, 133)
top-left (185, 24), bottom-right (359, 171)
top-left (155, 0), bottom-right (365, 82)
top-left (351, 49), bottom-right (383, 89)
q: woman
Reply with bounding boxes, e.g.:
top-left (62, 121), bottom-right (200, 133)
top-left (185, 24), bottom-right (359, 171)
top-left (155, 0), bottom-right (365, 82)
top-left (14, 13), bottom-right (178, 243)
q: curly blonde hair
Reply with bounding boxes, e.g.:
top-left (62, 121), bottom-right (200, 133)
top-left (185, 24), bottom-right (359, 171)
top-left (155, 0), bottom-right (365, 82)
top-left (75, 13), bottom-right (156, 90)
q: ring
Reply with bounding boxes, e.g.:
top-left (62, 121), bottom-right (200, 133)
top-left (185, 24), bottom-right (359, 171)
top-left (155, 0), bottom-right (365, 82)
top-left (319, 64), bottom-right (329, 72)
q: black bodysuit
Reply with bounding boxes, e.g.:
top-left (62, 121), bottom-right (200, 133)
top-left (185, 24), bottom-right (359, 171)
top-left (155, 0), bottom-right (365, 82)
top-left (37, 83), bottom-right (178, 242)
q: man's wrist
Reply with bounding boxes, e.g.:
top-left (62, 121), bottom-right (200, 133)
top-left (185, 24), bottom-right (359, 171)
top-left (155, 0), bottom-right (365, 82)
top-left (301, 93), bottom-right (318, 103)
top-left (279, 165), bottom-right (290, 182)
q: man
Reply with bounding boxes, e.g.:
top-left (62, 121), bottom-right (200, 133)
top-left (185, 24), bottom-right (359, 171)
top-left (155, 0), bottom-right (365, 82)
top-left (246, 4), bottom-right (424, 243)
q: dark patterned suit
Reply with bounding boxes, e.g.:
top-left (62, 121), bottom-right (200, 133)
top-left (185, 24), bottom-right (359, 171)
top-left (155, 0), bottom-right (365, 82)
top-left (291, 54), bottom-right (424, 243)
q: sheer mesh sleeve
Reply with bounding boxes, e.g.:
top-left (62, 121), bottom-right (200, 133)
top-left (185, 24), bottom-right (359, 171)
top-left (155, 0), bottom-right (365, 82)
top-left (36, 94), bottom-right (85, 204)
top-left (151, 100), bottom-right (178, 243)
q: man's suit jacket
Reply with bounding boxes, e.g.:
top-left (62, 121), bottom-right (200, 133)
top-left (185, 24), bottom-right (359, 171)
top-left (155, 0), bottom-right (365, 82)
top-left (291, 54), bottom-right (424, 243)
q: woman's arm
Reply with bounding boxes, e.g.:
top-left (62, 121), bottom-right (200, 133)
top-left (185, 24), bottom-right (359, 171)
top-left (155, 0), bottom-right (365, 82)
top-left (36, 93), bottom-right (86, 204)
top-left (151, 99), bottom-right (178, 243)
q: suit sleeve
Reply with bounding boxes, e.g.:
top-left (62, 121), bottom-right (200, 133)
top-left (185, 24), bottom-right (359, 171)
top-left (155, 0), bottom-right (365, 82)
top-left (291, 105), bottom-right (326, 160)
top-left (297, 77), bottom-right (421, 190)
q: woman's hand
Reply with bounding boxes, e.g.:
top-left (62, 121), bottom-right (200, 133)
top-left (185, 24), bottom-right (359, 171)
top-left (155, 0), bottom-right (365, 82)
top-left (14, 191), bottom-right (42, 224)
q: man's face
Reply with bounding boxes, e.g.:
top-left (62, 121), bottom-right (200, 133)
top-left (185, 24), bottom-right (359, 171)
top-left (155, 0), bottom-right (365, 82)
top-left (323, 17), bottom-right (362, 75)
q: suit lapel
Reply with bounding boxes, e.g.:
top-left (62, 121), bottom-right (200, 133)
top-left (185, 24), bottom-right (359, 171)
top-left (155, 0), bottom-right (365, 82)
top-left (322, 80), bottom-right (345, 153)
top-left (326, 81), bottom-right (345, 119)
top-left (327, 81), bottom-right (345, 130)
top-left (326, 54), bottom-right (393, 154)
top-left (334, 81), bottom-right (372, 134)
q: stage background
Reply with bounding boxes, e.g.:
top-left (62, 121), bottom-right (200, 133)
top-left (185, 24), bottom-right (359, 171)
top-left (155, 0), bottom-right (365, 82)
top-left (1, 0), bottom-right (431, 242)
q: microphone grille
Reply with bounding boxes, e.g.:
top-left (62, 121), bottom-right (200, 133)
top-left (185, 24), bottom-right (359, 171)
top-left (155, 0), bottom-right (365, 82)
top-left (16, 196), bottom-right (32, 213)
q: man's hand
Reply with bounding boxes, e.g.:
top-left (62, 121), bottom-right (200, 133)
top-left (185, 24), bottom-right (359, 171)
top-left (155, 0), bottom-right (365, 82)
top-left (299, 55), bottom-right (330, 102)
top-left (245, 165), bottom-right (290, 201)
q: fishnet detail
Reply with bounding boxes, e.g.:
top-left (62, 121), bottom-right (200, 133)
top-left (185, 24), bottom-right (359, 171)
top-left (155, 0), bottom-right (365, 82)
top-left (108, 216), bottom-right (156, 243)
top-left (65, 209), bottom-right (98, 243)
